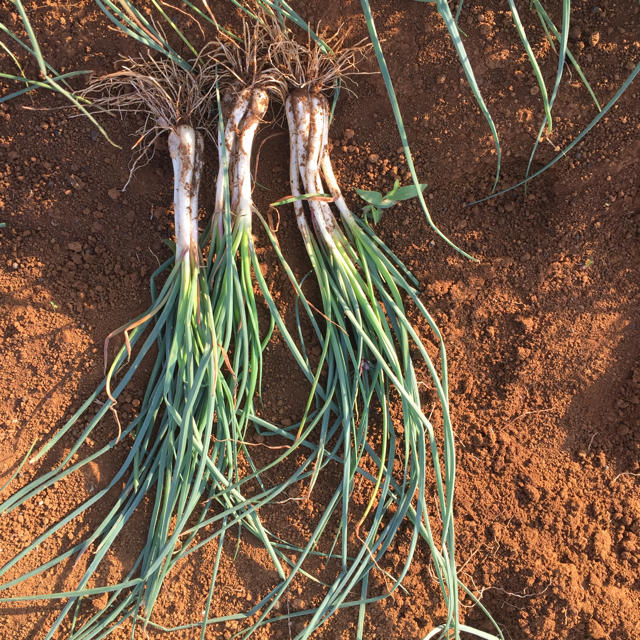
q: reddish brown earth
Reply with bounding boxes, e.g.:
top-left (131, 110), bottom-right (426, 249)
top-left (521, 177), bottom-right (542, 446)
top-left (1, 1), bottom-right (639, 639)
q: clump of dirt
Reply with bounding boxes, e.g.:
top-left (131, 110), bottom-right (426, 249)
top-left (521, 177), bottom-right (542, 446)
top-left (1, 1), bottom-right (639, 639)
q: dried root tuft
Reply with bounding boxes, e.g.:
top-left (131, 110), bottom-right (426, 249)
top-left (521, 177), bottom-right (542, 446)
top-left (80, 50), bottom-right (216, 182)
top-left (268, 22), bottom-right (372, 95)
top-left (210, 9), bottom-right (287, 102)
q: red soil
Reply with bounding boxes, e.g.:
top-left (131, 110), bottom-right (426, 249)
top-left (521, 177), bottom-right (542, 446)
top-left (1, 1), bottom-right (639, 639)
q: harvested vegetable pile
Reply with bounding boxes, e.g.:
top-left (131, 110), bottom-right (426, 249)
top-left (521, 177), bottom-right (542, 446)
top-left (1, 1), bottom-right (639, 640)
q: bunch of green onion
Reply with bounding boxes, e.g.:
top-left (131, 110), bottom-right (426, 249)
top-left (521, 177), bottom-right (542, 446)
top-left (0, 9), bottom-right (503, 640)
top-left (252, 28), bottom-right (471, 638)
top-left (3, 1), bottom-right (637, 638)
top-left (0, 50), bottom-right (280, 639)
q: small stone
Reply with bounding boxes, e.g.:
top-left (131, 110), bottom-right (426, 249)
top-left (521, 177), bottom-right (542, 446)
top-left (108, 187), bottom-right (120, 200)
top-left (523, 484), bottom-right (540, 503)
top-left (67, 241), bottom-right (83, 252)
top-left (589, 31), bottom-right (600, 47)
top-left (588, 619), bottom-right (606, 639)
top-left (529, 85), bottom-right (540, 96)
top-left (92, 592), bottom-right (109, 610)
top-left (368, 153), bottom-right (380, 164)
top-left (344, 128), bottom-right (355, 140)
top-left (593, 529), bottom-right (612, 560)
top-left (517, 316), bottom-right (535, 333)
top-left (69, 174), bottom-right (85, 190)
top-left (622, 535), bottom-right (638, 553)
top-left (478, 23), bottom-right (492, 38)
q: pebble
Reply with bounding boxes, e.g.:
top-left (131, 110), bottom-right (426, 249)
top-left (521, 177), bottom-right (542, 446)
top-left (529, 85), bottom-right (540, 96)
top-left (516, 346), bottom-right (531, 361)
top-left (108, 187), bottom-right (120, 200)
top-left (588, 619), bottom-right (606, 639)
top-left (69, 174), bottom-right (85, 190)
top-left (593, 529), bottom-right (612, 560)
top-left (368, 153), bottom-right (380, 164)
top-left (344, 128), bottom-right (355, 140)
top-left (517, 316), bottom-right (535, 333)
top-left (67, 241), bottom-right (83, 252)
top-left (92, 592), bottom-right (109, 610)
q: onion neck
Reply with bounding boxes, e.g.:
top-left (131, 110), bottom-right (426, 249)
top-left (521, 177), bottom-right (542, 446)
top-left (168, 124), bottom-right (203, 263)
top-left (285, 94), bottom-right (310, 236)
top-left (215, 89), bottom-right (251, 221)
top-left (233, 88), bottom-right (269, 228)
top-left (291, 91), bottom-right (339, 251)
top-left (315, 95), bottom-right (355, 227)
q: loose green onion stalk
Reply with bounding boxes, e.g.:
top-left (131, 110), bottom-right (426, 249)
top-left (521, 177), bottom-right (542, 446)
top-left (1, 0), bottom-right (114, 142)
